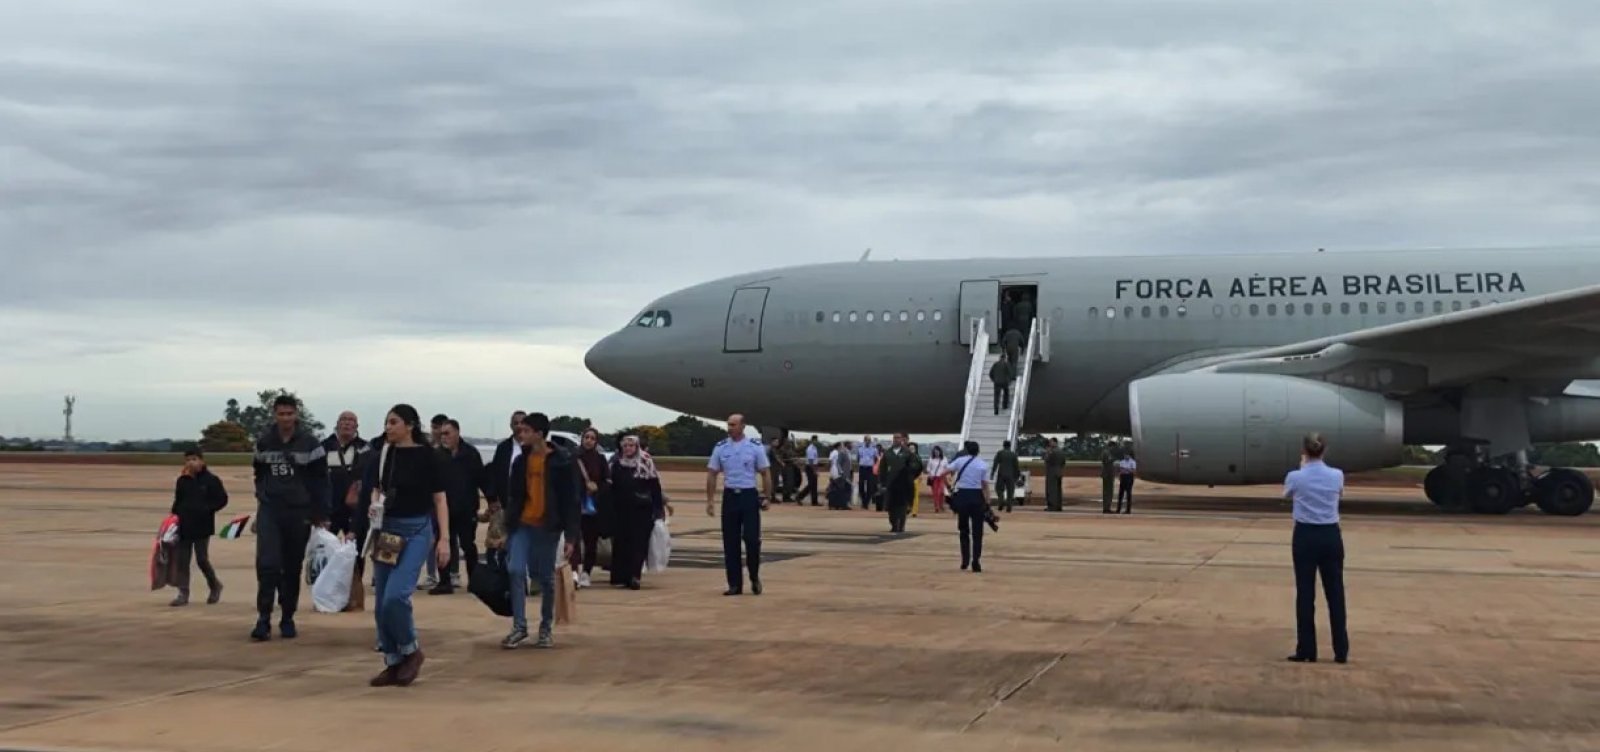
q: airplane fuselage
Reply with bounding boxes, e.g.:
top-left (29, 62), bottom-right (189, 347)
top-left (585, 247), bottom-right (1598, 440)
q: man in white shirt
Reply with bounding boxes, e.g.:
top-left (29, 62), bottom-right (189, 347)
top-left (1115, 448), bottom-right (1137, 514)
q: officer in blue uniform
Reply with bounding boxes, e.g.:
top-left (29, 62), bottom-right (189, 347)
top-left (706, 413), bottom-right (772, 596)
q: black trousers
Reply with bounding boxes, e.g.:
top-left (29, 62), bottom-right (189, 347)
top-left (569, 513), bottom-right (600, 574)
top-left (1116, 474), bottom-right (1134, 512)
top-left (857, 469), bottom-right (877, 510)
top-left (801, 466), bottom-right (819, 504)
top-left (1292, 523), bottom-right (1349, 660)
top-left (886, 484), bottom-right (913, 532)
top-left (953, 490), bottom-right (985, 567)
top-left (721, 489), bottom-right (762, 590)
top-left (996, 476), bottom-right (1017, 510)
top-left (446, 510), bottom-right (479, 582)
top-left (993, 383), bottom-right (1012, 414)
top-left (254, 503), bottom-right (311, 620)
top-left (612, 502), bottom-right (655, 584)
top-left (175, 537), bottom-right (220, 594)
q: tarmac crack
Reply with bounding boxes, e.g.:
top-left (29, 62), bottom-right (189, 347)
top-left (959, 523), bottom-right (1253, 734)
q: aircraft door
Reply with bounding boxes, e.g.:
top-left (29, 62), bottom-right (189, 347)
top-left (958, 279), bottom-right (1000, 345)
top-left (724, 287), bottom-right (770, 353)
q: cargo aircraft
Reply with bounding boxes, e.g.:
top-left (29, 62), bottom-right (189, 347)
top-left (585, 247), bottom-right (1600, 516)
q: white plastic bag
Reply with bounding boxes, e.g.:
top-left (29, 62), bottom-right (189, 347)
top-left (305, 527), bottom-right (340, 585)
top-left (312, 537), bottom-right (357, 613)
top-left (645, 519), bottom-right (670, 574)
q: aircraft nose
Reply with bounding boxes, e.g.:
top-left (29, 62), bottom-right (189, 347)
top-left (584, 332), bottom-right (625, 389)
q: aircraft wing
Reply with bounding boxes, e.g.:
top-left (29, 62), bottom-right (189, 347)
top-left (1178, 282), bottom-right (1600, 395)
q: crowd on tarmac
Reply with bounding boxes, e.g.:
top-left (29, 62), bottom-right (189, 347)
top-left (162, 395), bottom-right (1353, 686)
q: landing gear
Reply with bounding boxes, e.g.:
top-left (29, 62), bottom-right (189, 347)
top-left (1534, 468), bottom-right (1595, 516)
top-left (1468, 467), bottom-right (1520, 515)
top-left (1423, 451), bottom-right (1592, 516)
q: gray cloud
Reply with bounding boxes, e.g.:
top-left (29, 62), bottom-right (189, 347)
top-left (5, 0), bottom-right (1600, 437)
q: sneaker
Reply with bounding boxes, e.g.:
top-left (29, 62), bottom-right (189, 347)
top-left (578, 571), bottom-right (592, 589)
top-left (279, 618), bottom-right (298, 639)
top-left (417, 576), bottom-right (437, 591)
top-left (206, 583), bottom-right (223, 605)
top-left (502, 629), bottom-right (528, 649)
top-left (534, 630), bottom-right (553, 649)
top-left (250, 618), bottom-right (271, 642)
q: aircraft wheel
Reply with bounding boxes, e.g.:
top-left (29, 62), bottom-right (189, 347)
top-left (1535, 468), bottom-right (1594, 516)
top-left (1470, 467), bottom-right (1521, 515)
top-left (1423, 466), bottom-right (1449, 506)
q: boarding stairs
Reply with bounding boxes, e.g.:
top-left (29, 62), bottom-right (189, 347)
top-left (958, 316), bottom-right (1047, 454)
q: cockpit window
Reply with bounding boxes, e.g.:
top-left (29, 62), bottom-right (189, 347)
top-left (633, 310), bottom-right (672, 328)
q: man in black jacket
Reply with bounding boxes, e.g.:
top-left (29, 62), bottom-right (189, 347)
top-left (170, 449), bottom-right (228, 607)
top-left (250, 396), bottom-right (330, 642)
top-left (433, 419), bottom-right (489, 595)
top-left (321, 411), bottom-right (369, 539)
top-left (486, 410), bottom-right (527, 508)
top-left (500, 412), bottom-right (580, 650)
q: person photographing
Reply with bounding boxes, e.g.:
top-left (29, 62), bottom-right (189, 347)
top-left (1283, 432), bottom-right (1349, 665)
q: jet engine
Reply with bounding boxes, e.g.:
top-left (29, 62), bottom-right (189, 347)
top-left (1129, 373), bottom-right (1404, 485)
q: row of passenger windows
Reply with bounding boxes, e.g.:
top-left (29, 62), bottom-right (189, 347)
top-left (815, 309), bottom-right (946, 324)
top-left (1091, 299), bottom-right (1497, 320)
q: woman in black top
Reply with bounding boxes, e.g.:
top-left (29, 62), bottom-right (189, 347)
top-left (607, 435), bottom-right (669, 590)
top-left (367, 404), bottom-right (450, 688)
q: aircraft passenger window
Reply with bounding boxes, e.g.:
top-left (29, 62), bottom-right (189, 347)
top-left (1471, 300), bottom-right (1481, 308)
top-left (654, 311), bottom-right (673, 327)
top-left (1285, 303), bottom-right (1295, 316)
top-left (1088, 307), bottom-right (1098, 319)
top-left (1249, 304), bottom-right (1259, 316)
top-left (634, 311), bottom-right (656, 327)
top-left (1322, 303), bottom-right (1332, 315)
top-left (899, 311), bottom-right (909, 322)
top-left (916, 311), bottom-right (926, 321)
top-left (849, 311), bottom-right (858, 322)
top-left (865, 311), bottom-right (875, 322)
top-left (1340, 302), bottom-right (1350, 315)
top-left (1231, 304), bottom-right (1242, 317)
top-left (933, 310), bottom-right (943, 321)
top-left (1395, 302), bottom-right (1406, 314)
top-left (832, 312), bottom-right (841, 323)
top-left (1267, 303), bottom-right (1277, 315)
top-left (1434, 301), bottom-right (1444, 313)
top-left (1359, 302), bottom-right (1369, 314)
top-left (816, 311), bottom-right (824, 323)
top-left (1124, 306), bottom-right (1133, 319)
top-left (1177, 305), bottom-right (1188, 317)
top-left (1377, 302), bottom-right (1387, 314)
top-left (1106, 308), bottom-right (1117, 319)
top-left (1159, 305), bottom-right (1169, 318)
top-left (1413, 301), bottom-right (1423, 314)
top-left (1141, 306), bottom-right (1151, 318)
top-left (882, 311), bottom-right (891, 323)
top-left (1451, 300), bottom-right (1462, 312)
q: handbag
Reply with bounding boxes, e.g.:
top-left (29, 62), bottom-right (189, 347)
top-left (367, 444), bottom-right (404, 566)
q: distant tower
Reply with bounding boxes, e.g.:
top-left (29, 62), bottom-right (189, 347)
top-left (63, 395), bottom-right (75, 445)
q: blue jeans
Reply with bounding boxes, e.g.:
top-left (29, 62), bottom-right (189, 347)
top-left (721, 488), bottom-right (762, 589)
top-left (509, 524), bottom-right (559, 635)
top-left (372, 515), bottom-right (434, 667)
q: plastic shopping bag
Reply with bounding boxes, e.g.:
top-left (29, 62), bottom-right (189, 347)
top-left (645, 519), bottom-right (670, 574)
top-left (311, 536), bottom-right (357, 613)
top-left (149, 514), bottom-right (181, 590)
top-left (304, 527), bottom-right (340, 585)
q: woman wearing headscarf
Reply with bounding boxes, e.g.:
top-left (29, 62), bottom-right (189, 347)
top-left (607, 435), bottom-right (670, 590)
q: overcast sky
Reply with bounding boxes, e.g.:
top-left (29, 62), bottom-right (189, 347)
top-left (4, 1), bottom-right (1600, 441)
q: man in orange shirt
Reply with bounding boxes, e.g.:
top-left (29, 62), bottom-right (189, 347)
top-left (499, 413), bottom-right (580, 649)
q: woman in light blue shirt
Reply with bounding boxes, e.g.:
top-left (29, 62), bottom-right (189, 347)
top-left (1282, 432), bottom-right (1349, 664)
top-left (944, 441), bottom-right (992, 573)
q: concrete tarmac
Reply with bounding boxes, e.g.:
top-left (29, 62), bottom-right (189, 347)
top-left (2, 464), bottom-right (1599, 752)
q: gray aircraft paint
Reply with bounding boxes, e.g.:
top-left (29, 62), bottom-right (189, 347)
top-left (585, 247), bottom-right (1598, 441)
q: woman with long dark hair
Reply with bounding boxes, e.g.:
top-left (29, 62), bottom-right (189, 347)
top-left (925, 446), bottom-right (949, 514)
top-left (572, 427), bottom-right (610, 589)
top-left (607, 435), bottom-right (669, 590)
top-left (366, 404), bottom-right (450, 687)
top-left (944, 441), bottom-right (991, 573)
